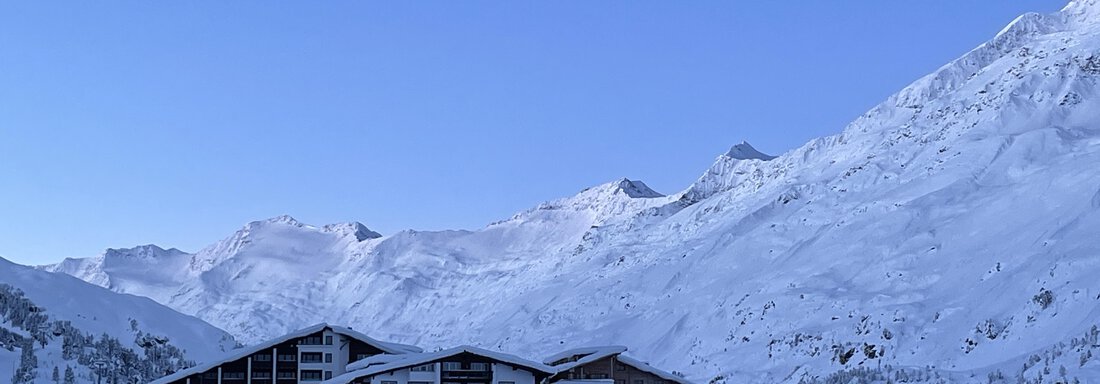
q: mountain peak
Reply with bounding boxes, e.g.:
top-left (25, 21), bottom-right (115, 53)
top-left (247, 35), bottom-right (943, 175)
top-left (322, 222), bottom-right (383, 241)
top-left (724, 141), bottom-right (776, 161)
top-left (613, 178), bottom-right (664, 198)
top-left (261, 214), bottom-right (303, 226)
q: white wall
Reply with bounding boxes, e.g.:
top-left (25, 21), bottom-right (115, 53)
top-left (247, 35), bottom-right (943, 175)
top-left (492, 363), bottom-right (537, 384)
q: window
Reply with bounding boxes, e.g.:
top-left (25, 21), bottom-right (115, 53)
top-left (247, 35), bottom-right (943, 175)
top-left (325, 371), bottom-right (333, 380)
top-left (634, 380), bottom-right (646, 384)
top-left (616, 364), bottom-right (627, 371)
top-left (302, 353), bottom-right (324, 363)
top-left (592, 374), bottom-right (609, 379)
top-left (277, 371), bottom-right (296, 379)
top-left (499, 381), bottom-right (516, 384)
top-left (252, 371), bottom-right (272, 379)
top-left (277, 354), bottom-right (297, 362)
top-left (443, 362), bottom-right (462, 371)
top-left (382, 381), bottom-right (398, 384)
top-left (301, 370), bottom-right (324, 381)
top-left (253, 354), bottom-right (272, 362)
top-left (223, 372), bottom-right (246, 380)
top-left (325, 335), bottom-right (333, 345)
top-left (470, 363), bottom-right (489, 371)
top-left (325, 353), bottom-right (333, 363)
top-left (301, 335), bottom-right (323, 345)
top-left (203, 372), bottom-right (218, 380)
top-left (411, 364), bottom-right (435, 372)
top-left (356, 354), bottom-right (372, 361)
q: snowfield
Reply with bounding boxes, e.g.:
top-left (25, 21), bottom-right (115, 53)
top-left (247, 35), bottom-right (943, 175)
top-left (0, 257), bottom-right (238, 384)
top-left (43, 0), bottom-right (1100, 382)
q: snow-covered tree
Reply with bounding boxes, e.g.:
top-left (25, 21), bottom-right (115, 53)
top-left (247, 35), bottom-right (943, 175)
top-left (63, 366), bottom-right (75, 384)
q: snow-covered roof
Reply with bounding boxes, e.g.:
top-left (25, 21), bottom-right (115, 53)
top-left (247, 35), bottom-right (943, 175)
top-left (543, 346), bottom-right (690, 384)
top-left (615, 355), bottom-right (691, 384)
top-left (345, 353), bottom-right (415, 371)
top-left (327, 345), bottom-right (556, 384)
top-left (149, 323), bottom-right (421, 384)
top-left (327, 324), bottom-right (422, 354)
top-left (542, 345), bottom-right (628, 371)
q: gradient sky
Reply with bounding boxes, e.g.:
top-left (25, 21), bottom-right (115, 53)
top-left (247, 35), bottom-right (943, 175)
top-left (0, 1), bottom-right (1067, 264)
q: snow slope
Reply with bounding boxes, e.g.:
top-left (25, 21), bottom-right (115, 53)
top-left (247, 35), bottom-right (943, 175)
top-left (45, 1), bottom-right (1100, 382)
top-left (0, 257), bottom-right (238, 383)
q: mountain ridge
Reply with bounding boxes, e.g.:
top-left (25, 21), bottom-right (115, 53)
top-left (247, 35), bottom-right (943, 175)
top-left (42, 2), bottom-right (1100, 383)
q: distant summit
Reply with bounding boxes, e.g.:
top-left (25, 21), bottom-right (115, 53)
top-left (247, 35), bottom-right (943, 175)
top-left (724, 141), bottom-right (776, 161)
top-left (322, 222), bottom-right (383, 241)
top-left (613, 178), bottom-right (664, 198)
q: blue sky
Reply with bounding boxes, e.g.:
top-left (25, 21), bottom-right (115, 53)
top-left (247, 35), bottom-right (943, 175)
top-left (0, 1), bottom-right (1066, 264)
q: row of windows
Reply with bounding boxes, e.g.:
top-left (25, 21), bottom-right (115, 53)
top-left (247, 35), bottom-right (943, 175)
top-left (255, 352), bottom-right (332, 360)
top-left (301, 352), bottom-right (333, 363)
top-left (300, 335), bottom-right (335, 345)
top-left (614, 379), bottom-right (665, 384)
top-left (300, 370), bottom-right (334, 381)
top-left (410, 364), bottom-right (434, 372)
top-left (441, 362), bottom-right (489, 371)
top-left (223, 372), bottom-right (246, 380)
top-left (204, 371), bottom-right (341, 380)
top-left (215, 371), bottom-right (292, 379)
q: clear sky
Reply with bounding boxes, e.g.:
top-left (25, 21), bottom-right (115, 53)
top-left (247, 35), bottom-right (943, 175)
top-left (0, 1), bottom-right (1067, 265)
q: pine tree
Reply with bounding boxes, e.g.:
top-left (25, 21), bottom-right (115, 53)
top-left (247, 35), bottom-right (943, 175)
top-left (11, 341), bottom-right (37, 384)
top-left (63, 366), bottom-right (75, 384)
top-left (52, 366), bottom-right (60, 384)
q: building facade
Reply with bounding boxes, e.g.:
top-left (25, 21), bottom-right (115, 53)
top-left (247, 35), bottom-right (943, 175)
top-left (148, 326), bottom-right (691, 384)
top-left (150, 324), bottom-right (422, 384)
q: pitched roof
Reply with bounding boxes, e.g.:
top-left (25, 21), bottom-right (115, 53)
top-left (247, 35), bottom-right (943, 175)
top-left (327, 324), bottom-right (422, 354)
top-left (543, 346), bottom-right (692, 384)
top-left (149, 323), bottom-right (421, 384)
top-left (346, 353), bottom-right (413, 370)
top-left (326, 345), bottom-right (556, 384)
top-left (542, 345), bottom-right (628, 371)
top-left (614, 355), bottom-right (692, 384)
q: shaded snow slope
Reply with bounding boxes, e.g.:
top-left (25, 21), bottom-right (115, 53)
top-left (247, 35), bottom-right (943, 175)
top-left (43, 1), bottom-right (1100, 382)
top-left (0, 257), bottom-right (238, 383)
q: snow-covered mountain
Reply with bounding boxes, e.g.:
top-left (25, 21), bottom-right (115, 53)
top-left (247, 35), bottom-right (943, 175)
top-left (45, 1), bottom-right (1100, 382)
top-left (0, 256), bottom-right (238, 384)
